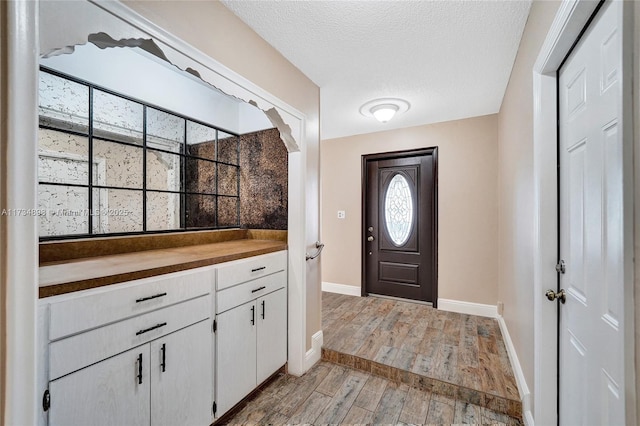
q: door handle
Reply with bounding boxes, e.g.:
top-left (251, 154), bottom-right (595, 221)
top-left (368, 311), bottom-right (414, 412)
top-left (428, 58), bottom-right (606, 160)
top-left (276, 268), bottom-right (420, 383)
top-left (251, 305), bottom-right (255, 325)
top-left (545, 289), bottom-right (566, 304)
top-left (261, 300), bottom-right (265, 319)
top-left (305, 241), bottom-right (325, 261)
top-left (367, 236), bottom-right (374, 242)
top-left (137, 353), bottom-right (143, 384)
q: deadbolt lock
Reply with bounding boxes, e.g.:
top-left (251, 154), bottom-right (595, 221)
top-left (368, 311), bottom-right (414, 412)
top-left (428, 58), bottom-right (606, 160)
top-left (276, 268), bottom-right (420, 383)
top-left (368, 227), bottom-right (374, 232)
top-left (545, 289), bottom-right (566, 304)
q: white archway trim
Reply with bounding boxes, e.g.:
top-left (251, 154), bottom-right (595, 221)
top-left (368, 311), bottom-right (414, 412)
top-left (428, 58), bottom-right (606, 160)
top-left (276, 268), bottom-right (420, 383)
top-left (87, 1), bottom-right (305, 145)
top-left (83, 0), bottom-right (310, 377)
top-left (533, 1), bottom-right (636, 425)
top-left (3, 1), bottom-right (39, 425)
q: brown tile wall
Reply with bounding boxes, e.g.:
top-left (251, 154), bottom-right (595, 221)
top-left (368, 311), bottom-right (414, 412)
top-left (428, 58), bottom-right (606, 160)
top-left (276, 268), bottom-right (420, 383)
top-left (187, 128), bottom-right (287, 230)
top-left (239, 128), bottom-right (288, 230)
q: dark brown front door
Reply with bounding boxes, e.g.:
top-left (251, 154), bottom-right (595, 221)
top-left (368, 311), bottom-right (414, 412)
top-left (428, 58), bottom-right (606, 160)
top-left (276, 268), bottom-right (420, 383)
top-left (362, 148), bottom-right (438, 305)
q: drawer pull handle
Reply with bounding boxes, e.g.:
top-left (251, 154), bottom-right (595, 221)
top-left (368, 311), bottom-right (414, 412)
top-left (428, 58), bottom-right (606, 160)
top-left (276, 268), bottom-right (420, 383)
top-left (137, 353), bottom-right (143, 384)
top-left (251, 266), bottom-right (266, 273)
top-left (160, 343), bottom-right (166, 373)
top-left (136, 322), bottom-right (167, 336)
top-left (135, 292), bottom-right (167, 303)
top-left (251, 286), bottom-right (266, 293)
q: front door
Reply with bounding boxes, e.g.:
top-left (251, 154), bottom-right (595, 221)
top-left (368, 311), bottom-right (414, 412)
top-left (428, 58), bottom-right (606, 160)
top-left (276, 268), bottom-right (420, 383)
top-left (363, 148), bottom-right (437, 305)
top-left (557, 1), bottom-right (627, 424)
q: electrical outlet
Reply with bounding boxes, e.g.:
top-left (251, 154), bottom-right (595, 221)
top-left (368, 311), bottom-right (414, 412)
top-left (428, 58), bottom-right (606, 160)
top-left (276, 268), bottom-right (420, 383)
top-left (337, 210), bottom-right (346, 219)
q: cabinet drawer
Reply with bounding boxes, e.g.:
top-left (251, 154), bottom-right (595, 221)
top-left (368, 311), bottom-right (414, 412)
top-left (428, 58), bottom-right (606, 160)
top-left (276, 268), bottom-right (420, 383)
top-left (216, 251), bottom-right (286, 291)
top-left (49, 294), bottom-right (210, 380)
top-left (217, 271), bottom-right (286, 314)
top-left (48, 267), bottom-right (214, 341)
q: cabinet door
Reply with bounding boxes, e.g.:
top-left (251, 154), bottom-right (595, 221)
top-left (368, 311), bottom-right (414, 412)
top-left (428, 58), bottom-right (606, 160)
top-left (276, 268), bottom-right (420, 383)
top-left (151, 319), bottom-right (212, 426)
top-left (49, 346), bottom-right (150, 426)
top-left (216, 301), bottom-right (257, 416)
top-left (257, 288), bottom-right (287, 384)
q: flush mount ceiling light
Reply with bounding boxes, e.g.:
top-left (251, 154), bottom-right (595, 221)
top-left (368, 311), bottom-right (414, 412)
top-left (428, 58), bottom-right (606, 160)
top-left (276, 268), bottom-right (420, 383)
top-left (360, 98), bottom-right (410, 123)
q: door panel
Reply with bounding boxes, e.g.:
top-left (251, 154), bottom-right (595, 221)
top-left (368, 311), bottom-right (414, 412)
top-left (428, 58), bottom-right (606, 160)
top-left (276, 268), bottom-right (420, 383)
top-left (151, 320), bottom-right (212, 426)
top-left (379, 262), bottom-right (419, 285)
top-left (49, 346), bottom-right (150, 426)
top-left (363, 149), bottom-right (437, 304)
top-left (558, 1), bottom-right (625, 423)
top-left (256, 289), bottom-right (287, 384)
top-left (216, 301), bottom-right (257, 416)
top-left (565, 331), bottom-right (588, 425)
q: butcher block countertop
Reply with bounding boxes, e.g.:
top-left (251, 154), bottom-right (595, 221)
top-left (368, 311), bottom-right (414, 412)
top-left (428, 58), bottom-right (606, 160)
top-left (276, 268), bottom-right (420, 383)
top-left (39, 229), bottom-right (287, 298)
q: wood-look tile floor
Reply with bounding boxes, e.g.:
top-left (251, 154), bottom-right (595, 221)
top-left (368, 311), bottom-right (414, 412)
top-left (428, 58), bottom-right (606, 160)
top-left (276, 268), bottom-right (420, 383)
top-left (221, 361), bottom-right (523, 425)
top-left (321, 292), bottom-right (521, 418)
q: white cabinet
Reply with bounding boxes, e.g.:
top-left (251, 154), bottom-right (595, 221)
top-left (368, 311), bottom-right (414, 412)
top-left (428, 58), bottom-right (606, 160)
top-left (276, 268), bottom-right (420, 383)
top-left (151, 320), bottom-right (212, 426)
top-left (49, 345), bottom-right (150, 426)
top-left (216, 300), bottom-right (257, 415)
top-left (215, 251), bottom-right (287, 417)
top-left (44, 267), bottom-right (215, 426)
top-left (49, 320), bottom-right (212, 426)
top-left (256, 288), bottom-right (287, 384)
top-left (38, 250), bottom-right (288, 424)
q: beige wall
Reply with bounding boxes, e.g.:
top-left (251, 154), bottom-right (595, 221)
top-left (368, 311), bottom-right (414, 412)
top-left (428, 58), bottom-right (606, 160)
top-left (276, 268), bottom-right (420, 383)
top-left (635, 2), bottom-right (640, 419)
top-left (123, 1), bottom-right (321, 350)
top-left (123, 1), bottom-right (318, 120)
top-left (497, 0), bottom-right (560, 407)
top-left (321, 114), bottom-right (499, 305)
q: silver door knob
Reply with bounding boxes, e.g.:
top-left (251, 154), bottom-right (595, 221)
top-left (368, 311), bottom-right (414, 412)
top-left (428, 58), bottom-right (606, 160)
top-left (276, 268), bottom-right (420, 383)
top-left (368, 226), bottom-right (374, 232)
top-left (367, 236), bottom-right (374, 242)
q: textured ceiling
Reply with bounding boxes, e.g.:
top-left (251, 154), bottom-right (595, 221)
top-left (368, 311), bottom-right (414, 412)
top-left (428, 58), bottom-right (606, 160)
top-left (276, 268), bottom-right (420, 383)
top-left (222, 0), bottom-right (532, 140)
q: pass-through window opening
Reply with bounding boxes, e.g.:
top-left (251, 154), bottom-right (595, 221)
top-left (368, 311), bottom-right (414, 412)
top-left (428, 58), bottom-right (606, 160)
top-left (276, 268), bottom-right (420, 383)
top-left (37, 66), bottom-right (241, 240)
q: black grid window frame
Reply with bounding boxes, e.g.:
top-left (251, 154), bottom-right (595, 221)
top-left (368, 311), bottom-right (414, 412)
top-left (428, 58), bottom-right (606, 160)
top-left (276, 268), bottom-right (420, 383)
top-left (38, 66), bottom-right (241, 241)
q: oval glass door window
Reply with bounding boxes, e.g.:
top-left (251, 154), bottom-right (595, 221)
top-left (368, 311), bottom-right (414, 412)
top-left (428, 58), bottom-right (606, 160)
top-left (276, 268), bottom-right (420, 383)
top-left (384, 174), bottom-right (413, 246)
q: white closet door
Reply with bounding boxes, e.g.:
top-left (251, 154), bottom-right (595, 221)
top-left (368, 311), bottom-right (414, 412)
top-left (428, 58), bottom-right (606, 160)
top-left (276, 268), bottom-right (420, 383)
top-left (558, 1), bottom-right (626, 424)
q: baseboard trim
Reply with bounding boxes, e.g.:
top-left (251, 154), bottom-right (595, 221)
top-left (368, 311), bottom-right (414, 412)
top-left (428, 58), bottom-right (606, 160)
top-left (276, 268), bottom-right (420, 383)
top-left (304, 330), bottom-right (323, 371)
top-left (497, 315), bottom-right (533, 425)
top-left (321, 282), bottom-right (361, 297)
top-left (438, 298), bottom-right (498, 318)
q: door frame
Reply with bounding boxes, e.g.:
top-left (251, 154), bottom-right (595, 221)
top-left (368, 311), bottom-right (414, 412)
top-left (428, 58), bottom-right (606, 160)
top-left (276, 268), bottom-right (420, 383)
top-left (532, 1), bottom-right (636, 425)
top-left (360, 147), bottom-right (438, 305)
